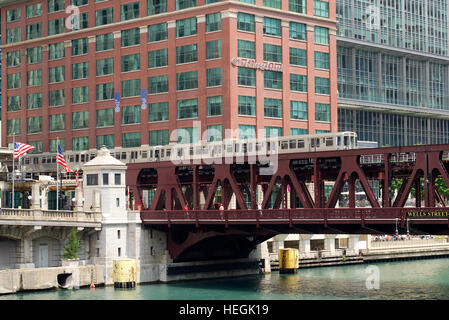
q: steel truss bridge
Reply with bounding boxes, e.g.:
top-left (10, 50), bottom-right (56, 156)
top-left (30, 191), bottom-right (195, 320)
top-left (127, 144), bottom-right (449, 262)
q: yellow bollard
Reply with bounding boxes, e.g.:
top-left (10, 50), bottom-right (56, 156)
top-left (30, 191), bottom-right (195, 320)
top-left (279, 248), bottom-right (299, 274)
top-left (113, 259), bottom-right (137, 288)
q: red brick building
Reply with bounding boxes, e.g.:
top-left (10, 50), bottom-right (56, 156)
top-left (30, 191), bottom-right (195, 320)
top-left (1, 0), bottom-right (336, 173)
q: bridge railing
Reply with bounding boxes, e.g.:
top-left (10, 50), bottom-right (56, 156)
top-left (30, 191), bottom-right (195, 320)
top-left (0, 208), bottom-right (102, 225)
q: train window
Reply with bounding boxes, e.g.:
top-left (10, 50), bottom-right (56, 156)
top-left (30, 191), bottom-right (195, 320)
top-left (161, 150), bottom-right (164, 158)
top-left (76, 154), bottom-right (80, 162)
top-left (166, 149), bottom-right (171, 157)
top-left (298, 140), bottom-right (305, 148)
top-left (142, 151), bottom-right (147, 158)
top-left (202, 146), bottom-right (208, 155)
top-left (344, 136), bottom-right (349, 146)
top-left (33, 157), bottom-right (39, 164)
top-left (311, 140), bottom-right (315, 148)
top-left (267, 142), bottom-right (271, 151)
top-left (337, 137), bottom-right (341, 146)
top-left (25, 158), bottom-right (30, 164)
top-left (42, 157), bottom-right (47, 164)
top-left (215, 145), bottom-right (221, 154)
top-left (190, 147), bottom-right (194, 156)
top-left (350, 136), bottom-right (355, 147)
top-left (326, 138), bottom-right (333, 147)
top-left (150, 150), bottom-right (153, 158)
top-left (81, 154), bottom-right (85, 162)
top-left (316, 139), bottom-right (320, 147)
top-left (255, 143), bottom-right (262, 151)
top-left (52, 156), bottom-right (56, 163)
top-left (121, 152), bottom-right (126, 160)
top-left (155, 150), bottom-right (160, 158)
top-left (226, 144), bottom-right (232, 153)
top-left (281, 141), bottom-right (289, 150)
top-left (248, 143), bottom-right (253, 153)
top-left (235, 144), bottom-right (240, 153)
top-left (177, 148), bottom-right (183, 157)
top-left (289, 140), bottom-right (296, 149)
top-left (69, 155), bottom-right (74, 162)
top-left (243, 143), bottom-right (248, 153)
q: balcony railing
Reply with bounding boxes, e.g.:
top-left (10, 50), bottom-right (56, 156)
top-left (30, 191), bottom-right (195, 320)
top-left (0, 208), bottom-right (102, 226)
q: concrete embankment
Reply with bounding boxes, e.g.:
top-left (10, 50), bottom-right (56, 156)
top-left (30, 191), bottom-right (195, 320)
top-left (0, 265), bottom-right (104, 295)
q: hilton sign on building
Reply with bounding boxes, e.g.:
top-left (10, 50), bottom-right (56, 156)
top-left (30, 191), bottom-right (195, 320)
top-left (0, 0), bottom-right (337, 174)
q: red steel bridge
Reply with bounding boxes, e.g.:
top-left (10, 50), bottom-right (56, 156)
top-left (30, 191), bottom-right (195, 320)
top-left (126, 144), bottom-right (449, 262)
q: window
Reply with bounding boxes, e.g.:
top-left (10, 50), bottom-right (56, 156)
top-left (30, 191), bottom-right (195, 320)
top-left (121, 28), bottom-right (140, 47)
top-left (7, 51), bottom-right (21, 67)
top-left (114, 173), bottom-right (121, 185)
top-left (314, 26), bottom-right (329, 45)
top-left (148, 49), bottom-right (168, 68)
top-left (96, 33), bottom-right (114, 51)
top-left (49, 139), bottom-right (63, 153)
top-left (290, 47), bottom-right (307, 66)
top-left (7, 73), bottom-right (21, 89)
top-left (263, 17), bottom-right (281, 36)
top-left (176, 0), bottom-right (196, 10)
top-left (239, 0), bottom-right (254, 3)
top-left (290, 101), bottom-right (307, 120)
top-left (148, 23), bottom-right (168, 42)
top-left (122, 105), bottom-right (141, 124)
top-left (265, 126), bottom-right (282, 138)
top-left (264, 98), bottom-right (282, 118)
top-left (148, 75), bottom-right (168, 94)
top-left (72, 38), bottom-right (89, 56)
top-left (149, 102), bottom-right (169, 122)
top-left (291, 128), bottom-right (308, 135)
top-left (315, 103), bottom-right (330, 122)
top-left (121, 53), bottom-right (140, 72)
top-left (27, 47), bottom-right (42, 64)
top-left (264, 70), bottom-right (282, 89)
top-left (48, 0), bottom-right (65, 13)
top-left (206, 40), bottom-right (222, 60)
top-left (7, 119), bottom-right (21, 136)
top-left (176, 17), bottom-right (197, 37)
top-left (289, 0), bottom-right (306, 13)
top-left (27, 116), bottom-right (42, 134)
top-left (27, 93), bottom-right (42, 109)
top-left (238, 95), bottom-right (256, 116)
top-left (72, 111), bottom-right (89, 129)
top-left (264, 0), bottom-right (281, 9)
top-left (96, 83), bottom-right (114, 101)
top-left (238, 125), bottom-right (256, 139)
top-left (206, 68), bottom-right (222, 87)
top-left (7, 8), bottom-right (20, 22)
top-left (121, 79), bottom-right (141, 97)
top-left (315, 51), bottom-right (329, 69)
top-left (49, 43), bottom-right (65, 60)
top-left (177, 71), bottom-right (198, 90)
top-left (314, 0), bottom-right (329, 18)
top-left (238, 40), bottom-right (255, 59)
top-left (76, 12), bottom-right (89, 30)
top-left (117, 230), bottom-right (121, 239)
top-left (177, 98), bottom-right (198, 119)
top-left (290, 22), bottom-right (306, 41)
top-left (72, 0), bottom-right (89, 6)
top-left (290, 74), bottom-right (307, 92)
top-left (49, 114), bottom-right (65, 132)
top-left (48, 18), bottom-right (65, 36)
top-left (97, 135), bottom-right (114, 149)
top-left (72, 62), bottom-right (88, 80)
top-left (103, 173), bottom-right (109, 185)
top-left (149, 130), bottom-right (169, 146)
top-left (49, 89), bottom-right (65, 106)
top-left (72, 86), bottom-right (89, 104)
top-left (237, 13), bottom-right (255, 32)
top-left (121, 2), bottom-right (140, 21)
top-left (27, 3), bottom-right (42, 18)
top-left (26, 23), bottom-right (42, 40)
top-left (177, 127), bottom-right (198, 144)
top-left (206, 12), bottom-right (221, 32)
top-left (7, 96), bottom-right (21, 112)
top-left (238, 67), bottom-right (256, 86)
top-left (28, 69), bottom-right (42, 87)
top-left (72, 137), bottom-right (89, 151)
top-left (207, 125), bottom-right (223, 142)
top-left (263, 44), bottom-right (282, 62)
top-left (96, 108), bottom-right (114, 127)
top-left (315, 77), bottom-right (330, 94)
top-left (6, 28), bottom-right (21, 44)
top-left (96, 58), bottom-right (114, 76)
top-left (207, 96), bottom-right (223, 116)
top-left (87, 174), bottom-right (98, 186)
top-left (148, 0), bottom-right (167, 15)
top-left (95, 7), bottom-right (114, 26)
top-left (122, 132), bottom-right (141, 148)
top-left (28, 141), bottom-right (43, 154)
top-left (176, 44), bottom-right (198, 64)
top-left (49, 66), bottom-right (65, 83)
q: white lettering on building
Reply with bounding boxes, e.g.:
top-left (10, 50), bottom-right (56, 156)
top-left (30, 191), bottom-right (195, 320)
top-left (231, 58), bottom-right (283, 72)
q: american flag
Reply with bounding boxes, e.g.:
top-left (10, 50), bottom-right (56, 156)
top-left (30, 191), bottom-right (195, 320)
top-left (14, 142), bottom-right (35, 159)
top-left (57, 144), bottom-right (75, 173)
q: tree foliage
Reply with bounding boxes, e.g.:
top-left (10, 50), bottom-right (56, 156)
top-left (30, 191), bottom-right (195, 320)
top-left (62, 227), bottom-right (80, 260)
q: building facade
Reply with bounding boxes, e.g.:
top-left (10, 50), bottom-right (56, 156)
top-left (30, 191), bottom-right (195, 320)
top-left (1, 0), bottom-right (337, 175)
top-left (336, 0), bottom-right (449, 146)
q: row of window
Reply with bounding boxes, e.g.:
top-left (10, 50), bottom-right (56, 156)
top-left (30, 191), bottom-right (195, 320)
top-left (6, 98), bottom-right (329, 139)
top-left (6, 0), bottom-right (329, 23)
top-left (6, 11), bottom-right (330, 46)
top-left (11, 124), bottom-right (328, 154)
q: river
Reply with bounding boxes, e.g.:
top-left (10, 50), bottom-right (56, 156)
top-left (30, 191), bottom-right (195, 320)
top-left (1, 257), bottom-right (448, 300)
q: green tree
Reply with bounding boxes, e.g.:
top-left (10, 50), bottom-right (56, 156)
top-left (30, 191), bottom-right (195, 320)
top-left (62, 227), bottom-right (80, 260)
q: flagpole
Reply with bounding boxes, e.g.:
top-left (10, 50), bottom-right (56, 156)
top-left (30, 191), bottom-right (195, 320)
top-left (12, 135), bottom-right (15, 209)
top-left (56, 137), bottom-right (59, 211)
